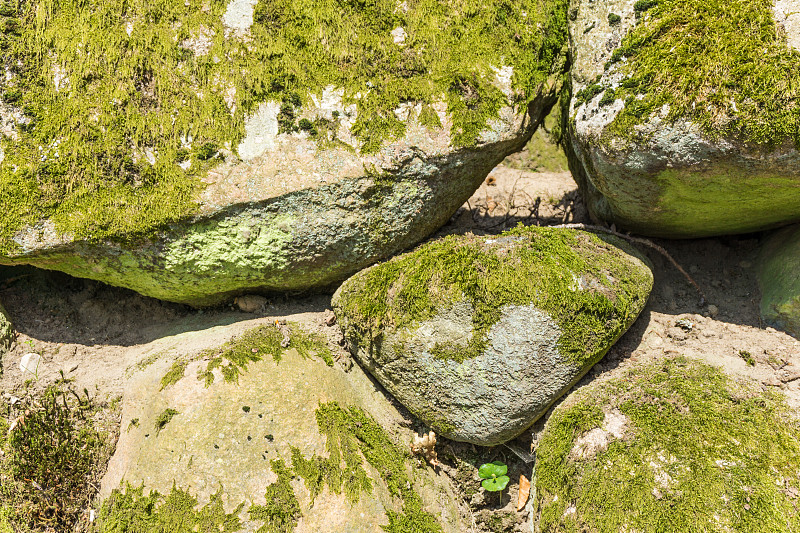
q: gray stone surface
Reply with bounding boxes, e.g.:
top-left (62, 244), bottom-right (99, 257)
top-left (565, 0), bottom-right (800, 238)
top-left (333, 227), bottom-right (653, 445)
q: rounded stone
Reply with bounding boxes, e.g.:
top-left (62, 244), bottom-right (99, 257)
top-left (332, 225), bottom-right (653, 445)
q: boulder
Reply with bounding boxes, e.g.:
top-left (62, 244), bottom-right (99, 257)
top-left (332, 226), bottom-right (653, 445)
top-left (564, 0), bottom-right (800, 238)
top-left (98, 319), bottom-right (463, 532)
top-left (0, 0), bottom-right (568, 306)
top-left (534, 356), bottom-right (800, 532)
top-left (758, 224), bottom-right (800, 338)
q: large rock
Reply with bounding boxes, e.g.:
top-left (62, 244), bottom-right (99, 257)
top-left (564, 0), bottom-right (800, 238)
top-left (758, 224), bottom-right (800, 338)
top-left (534, 356), bottom-right (800, 532)
top-left (98, 319), bottom-right (463, 532)
top-left (332, 226), bottom-right (653, 445)
top-left (0, 0), bottom-right (568, 306)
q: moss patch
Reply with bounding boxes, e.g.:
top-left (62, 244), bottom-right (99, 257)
top-left (97, 485), bottom-right (243, 532)
top-left (0, 385), bottom-right (114, 532)
top-left (335, 225), bottom-right (652, 365)
top-left (154, 408), bottom-right (179, 436)
top-left (0, 0), bottom-right (568, 255)
top-left (249, 459), bottom-right (301, 533)
top-left (536, 356), bottom-right (800, 532)
top-left (600, 0), bottom-right (800, 147)
top-left (185, 322), bottom-right (332, 387)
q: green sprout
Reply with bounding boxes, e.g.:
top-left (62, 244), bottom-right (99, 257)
top-left (478, 461), bottom-right (510, 506)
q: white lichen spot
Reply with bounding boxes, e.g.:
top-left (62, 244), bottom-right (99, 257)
top-left (223, 85), bottom-right (237, 114)
top-left (125, 20), bottom-right (134, 36)
top-left (775, 0), bottom-right (800, 51)
top-left (53, 65), bottom-right (69, 92)
top-left (222, 0), bottom-right (259, 33)
top-left (491, 65), bottom-right (514, 97)
top-left (394, 102), bottom-right (420, 122)
top-left (237, 101), bottom-right (280, 160)
top-left (391, 26), bottom-right (407, 45)
top-left (309, 85), bottom-right (358, 128)
top-left (563, 504), bottom-right (577, 517)
top-left (182, 26), bottom-right (215, 56)
top-left (144, 148), bottom-right (157, 166)
top-left (570, 409), bottom-right (630, 460)
top-left (178, 159), bottom-right (192, 171)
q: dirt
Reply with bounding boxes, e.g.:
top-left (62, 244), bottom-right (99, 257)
top-left (1, 164), bottom-right (799, 532)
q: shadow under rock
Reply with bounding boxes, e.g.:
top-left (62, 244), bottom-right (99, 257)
top-left (0, 265), bottom-right (331, 347)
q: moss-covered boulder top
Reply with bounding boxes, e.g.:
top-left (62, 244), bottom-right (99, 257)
top-left (332, 225), bottom-right (653, 445)
top-left (564, 0), bottom-right (800, 238)
top-left (535, 355), bottom-right (800, 532)
top-left (758, 223), bottom-right (800, 339)
top-left (0, 0), bottom-right (568, 305)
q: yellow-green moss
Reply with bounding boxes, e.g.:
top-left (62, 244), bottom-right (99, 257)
top-left (248, 459), bottom-right (301, 533)
top-left (600, 0), bottom-right (800, 148)
top-left (0, 386), bottom-right (111, 531)
top-left (97, 485), bottom-right (243, 532)
top-left (536, 356), bottom-right (800, 532)
top-left (153, 408), bottom-right (179, 435)
top-left (188, 322), bottom-right (332, 387)
top-left (0, 0), bottom-right (568, 255)
top-left (335, 225), bottom-right (652, 365)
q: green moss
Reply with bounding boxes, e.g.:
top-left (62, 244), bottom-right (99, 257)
top-left (312, 402), bottom-right (443, 533)
top-left (97, 485), bottom-right (243, 532)
top-left (194, 322), bottom-right (333, 387)
top-left (536, 356), bottom-right (800, 532)
top-left (159, 360), bottom-right (187, 390)
top-left (0, 0), bottom-right (568, 255)
top-left (249, 459), bottom-right (302, 533)
top-left (335, 225), bottom-right (651, 366)
top-left (154, 408), bottom-right (179, 435)
top-left (601, 0), bottom-right (800, 148)
top-left (738, 350), bottom-right (756, 366)
top-left (0, 385), bottom-right (111, 531)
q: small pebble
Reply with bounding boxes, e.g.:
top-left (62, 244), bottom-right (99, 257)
top-left (707, 304), bottom-right (719, 318)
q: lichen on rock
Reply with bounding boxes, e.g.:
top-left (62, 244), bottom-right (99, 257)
top-left (535, 355), bottom-right (800, 532)
top-left (0, 0), bottom-right (569, 306)
top-left (565, 0), bottom-right (800, 238)
top-left (333, 225), bottom-right (653, 444)
top-left (757, 223), bottom-right (800, 339)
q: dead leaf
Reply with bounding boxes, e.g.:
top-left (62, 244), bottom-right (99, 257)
top-left (517, 474), bottom-right (531, 511)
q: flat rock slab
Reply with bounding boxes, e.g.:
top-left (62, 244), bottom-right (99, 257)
top-left (0, 0), bottom-right (567, 306)
top-left (565, 0), bottom-right (800, 238)
top-left (333, 226), bottom-right (653, 445)
top-left (758, 224), bottom-right (800, 339)
top-left (98, 319), bottom-right (463, 531)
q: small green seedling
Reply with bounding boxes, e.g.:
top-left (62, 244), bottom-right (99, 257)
top-left (479, 461), bottom-right (510, 506)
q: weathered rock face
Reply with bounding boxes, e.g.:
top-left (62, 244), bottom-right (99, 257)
top-left (565, 0), bottom-right (800, 238)
top-left (758, 224), bottom-right (800, 338)
top-left (0, 0), bottom-right (568, 306)
top-left (98, 320), bottom-right (463, 532)
top-left (535, 356), bottom-right (800, 532)
top-left (332, 226), bottom-right (653, 446)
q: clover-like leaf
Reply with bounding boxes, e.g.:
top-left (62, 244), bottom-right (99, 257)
top-left (481, 475), bottom-right (510, 492)
top-left (478, 461), bottom-right (508, 480)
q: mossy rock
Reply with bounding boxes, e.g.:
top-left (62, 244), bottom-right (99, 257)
top-left (98, 320), bottom-right (462, 532)
top-left (0, 302), bottom-right (11, 358)
top-left (564, 0), bottom-right (800, 238)
top-left (0, 0), bottom-right (568, 306)
top-left (332, 225), bottom-right (653, 445)
top-left (534, 355), bottom-right (800, 532)
top-left (757, 224), bottom-right (800, 339)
